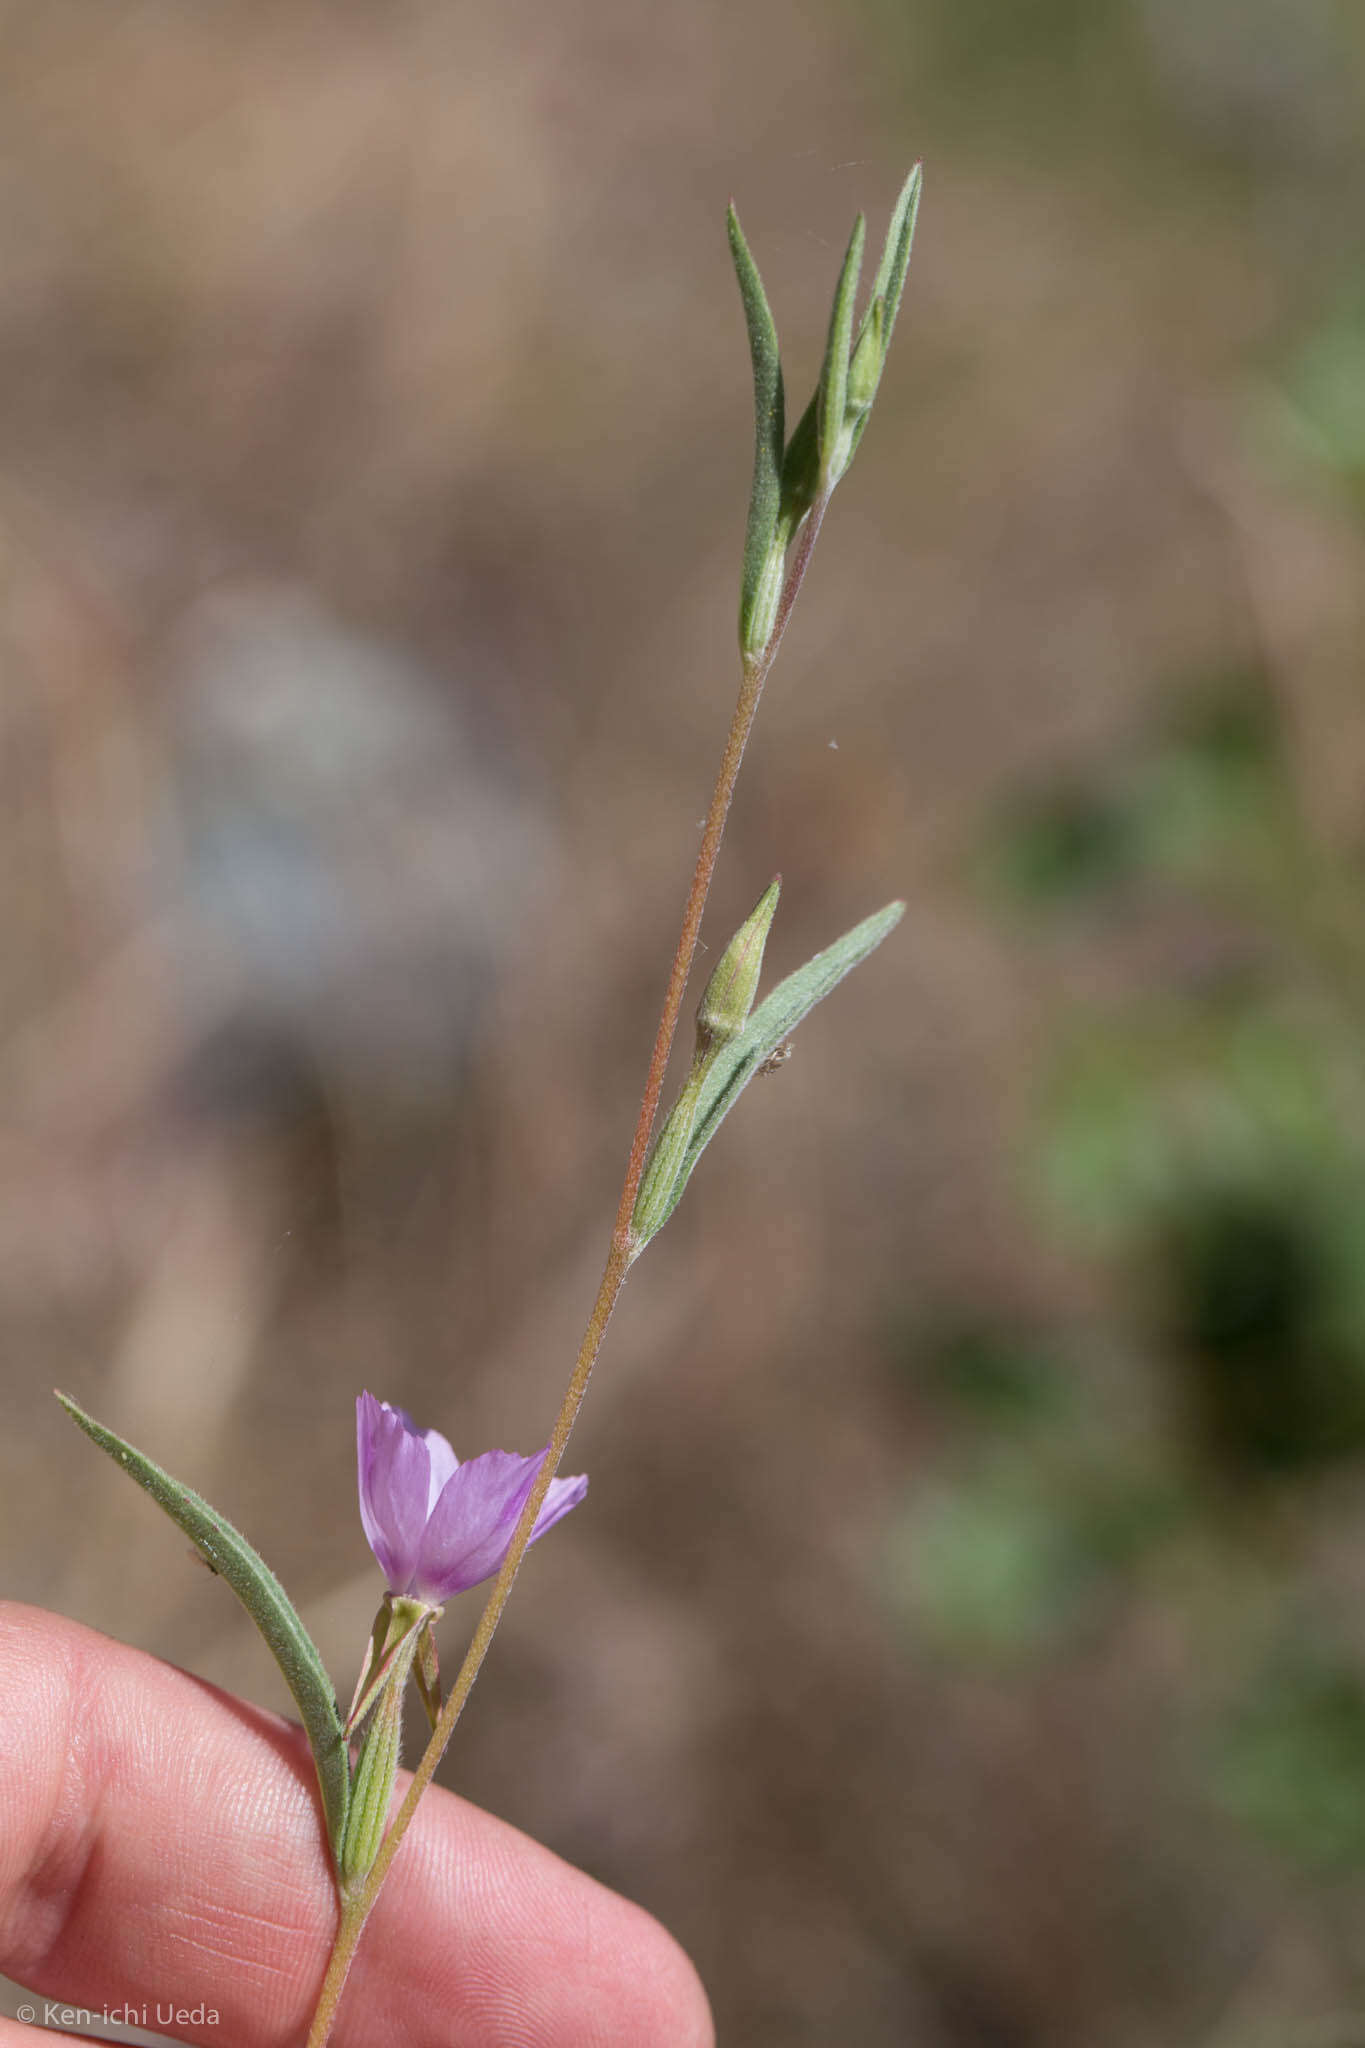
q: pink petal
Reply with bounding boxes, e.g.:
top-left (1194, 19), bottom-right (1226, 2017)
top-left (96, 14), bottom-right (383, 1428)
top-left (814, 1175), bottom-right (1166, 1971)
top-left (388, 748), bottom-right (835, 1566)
top-left (356, 1392), bottom-right (432, 1595)
top-left (420, 1426), bottom-right (460, 1514)
top-left (414, 1448), bottom-right (587, 1601)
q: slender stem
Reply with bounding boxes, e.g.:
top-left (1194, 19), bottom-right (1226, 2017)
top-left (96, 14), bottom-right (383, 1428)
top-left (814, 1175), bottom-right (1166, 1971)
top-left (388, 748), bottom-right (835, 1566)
top-left (611, 496), bottom-right (828, 1241)
top-left (304, 499), bottom-right (831, 2048)
top-left (305, 1893), bottom-right (367, 2048)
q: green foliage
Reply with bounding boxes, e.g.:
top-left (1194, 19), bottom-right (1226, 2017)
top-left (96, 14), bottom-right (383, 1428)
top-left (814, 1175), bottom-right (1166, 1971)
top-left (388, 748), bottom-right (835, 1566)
top-left (1157, 1182), bottom-right (1365, 1474)
top-left (728, 170), bottom-right (922, 658)
top-left (1212, 1651), bottom-right (1365, 1872)
top-left (1131, 683), bottom-right (1285, 876)
top-left (846, 167), bottom-right (921, 462)
top-left (817, 213), bottom-right (866, 486)
top-left (981, 780), bottom-right (1145, 909)
top-left (919, 635), bottom-right (1365, 1705)
top-left (890, 1472), bottom-right (1088, 1656)
top-left (977, 676), bottom-right (1284, 914)
top-left (1037, 1001), bottom-right (1365, 1477)
top-left (58, 1393), bottom-right (350, 1865)
top-left (632, 879), bottom-right (781, 1247)
top-left (1039, 1007), bottom-right (1344, 1245)
top-left (923, 0), bottom-right (1128, 79)
top-left (974, 652), bottom-right (1365, 1480)
top-left (684, 899), bottom-right (905, 1173)
top-left (633, 899), bottom-right (905, 1248)
top-left (1272, 293), bottom-right (1365, 491)
top-left (726, 203), bottom-right (786, 661)
top-left (921, 1319), bottom-right (1073, 1427)
top-left (887, 1450), bottom-right (1178, 1659)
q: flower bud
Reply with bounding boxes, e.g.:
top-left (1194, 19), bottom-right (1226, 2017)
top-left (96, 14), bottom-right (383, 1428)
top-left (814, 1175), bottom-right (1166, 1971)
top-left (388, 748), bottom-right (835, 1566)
top-left (846, 296), bottom-right (884, 418)
top-left (695, 878), bottom-right (781, 1058)
top-left (340, 1663), bottom-right (407, 1889)
top-left (339, 1595), bottom-right (428, 1890)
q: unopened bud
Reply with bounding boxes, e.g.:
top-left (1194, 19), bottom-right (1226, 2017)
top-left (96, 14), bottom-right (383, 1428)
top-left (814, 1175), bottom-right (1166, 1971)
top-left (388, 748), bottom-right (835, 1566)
top-left (339, 1596), bottom-right (427, 1890)
top-left (341, 1672), bottom-right (404, 1889)
top-left (696, 878), bottom-right (781, 1058)
top-left (846, 296), bottom-right (884, 418)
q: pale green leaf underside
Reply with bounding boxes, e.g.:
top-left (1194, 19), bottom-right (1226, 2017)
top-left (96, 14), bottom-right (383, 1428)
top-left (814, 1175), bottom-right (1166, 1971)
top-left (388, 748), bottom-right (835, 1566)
top-left (57, 1392), bottom-right (350, 1863)
top-left (636, 899), bottom-right (905, 1243)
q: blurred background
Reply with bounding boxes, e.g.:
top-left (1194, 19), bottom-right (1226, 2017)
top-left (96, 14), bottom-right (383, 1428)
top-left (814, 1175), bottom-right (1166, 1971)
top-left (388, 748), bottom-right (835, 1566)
top-left (3, 2), bottom-right (1365, 2043)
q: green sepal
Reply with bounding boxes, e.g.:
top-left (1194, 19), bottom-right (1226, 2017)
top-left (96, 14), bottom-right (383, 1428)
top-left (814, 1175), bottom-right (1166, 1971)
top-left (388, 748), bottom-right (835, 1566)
top-left (414, 1617), bottom-right (442, 1733)
top-left (344, 1594), bottom-right (432, 1739)
top-left (57, 1391), bottom-right (351, 1866)
top-left (696, 876), bottom-right (782, 1057)
top-left (817, 212), bottom-right (866, 486)
top-left (727, 203), bottom-right (786, 658)
top-left (340, 1622), bottom-right (418, 1892)
top-left (632, 900), bottom-right (905, 1246)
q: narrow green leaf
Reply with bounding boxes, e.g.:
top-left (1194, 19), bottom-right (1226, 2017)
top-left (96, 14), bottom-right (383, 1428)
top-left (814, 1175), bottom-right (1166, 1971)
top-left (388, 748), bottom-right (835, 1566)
top-left (817, 213), bottom-right (865, 484)
top-left (690, 898), bottom-right (905, 1161)
top-left (847, 166), bottom-right (921, 461)
top-left (57, 1392), bottom-right (350, 1863)
top-left (869, 163), bottom-right (922, 353)
top-left (633, 900), bottom-right (905, 1244)
top-left (727, 204), bottom-right (786, 656)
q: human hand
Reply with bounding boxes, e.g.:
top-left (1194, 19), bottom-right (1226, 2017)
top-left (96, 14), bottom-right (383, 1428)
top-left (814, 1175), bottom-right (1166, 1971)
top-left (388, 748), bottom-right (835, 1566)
top-left (0, 1604), bottom-right (713, 2046)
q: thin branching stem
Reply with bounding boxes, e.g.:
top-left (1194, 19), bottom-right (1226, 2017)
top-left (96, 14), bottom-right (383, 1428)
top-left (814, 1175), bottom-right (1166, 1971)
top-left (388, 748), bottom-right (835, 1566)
top-left (305, 500), bottom-right (830, 2048)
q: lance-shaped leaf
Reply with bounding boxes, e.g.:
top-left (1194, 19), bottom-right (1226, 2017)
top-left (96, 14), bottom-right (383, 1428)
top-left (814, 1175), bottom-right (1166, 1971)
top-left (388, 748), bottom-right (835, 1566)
top-left (632, 900), bottom-right (905, 1246)
top-left (848, 165), bottom-right (922, 461)
top-left (817, 212), bottom-right (866, 486)
top-left (867, 164), bottom-right (921, 356)
top-left (728, 204), bottom-right (787, 658)
top-left (57, 1392), bottom-right (350, 1864)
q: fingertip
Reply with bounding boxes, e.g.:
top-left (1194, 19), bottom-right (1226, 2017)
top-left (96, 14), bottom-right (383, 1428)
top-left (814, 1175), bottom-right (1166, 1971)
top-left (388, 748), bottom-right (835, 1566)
top-left (354, 1786), bottom-right (714, 2047)
top-left (609, 1900), bottom-right (715, 2048)
top-left (0, 1602), bottom-right (715, 2047)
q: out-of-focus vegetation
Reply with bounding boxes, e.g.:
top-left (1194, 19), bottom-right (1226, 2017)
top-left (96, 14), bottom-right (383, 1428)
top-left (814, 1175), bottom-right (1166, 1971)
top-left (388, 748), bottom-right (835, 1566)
top-left (4, 0), bottom-right (1365, 2043)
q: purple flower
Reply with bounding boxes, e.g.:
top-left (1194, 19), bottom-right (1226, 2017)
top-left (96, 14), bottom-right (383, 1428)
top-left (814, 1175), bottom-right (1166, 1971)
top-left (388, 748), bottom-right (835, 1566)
top-left (356, 1392), bottom-right (587, 1604)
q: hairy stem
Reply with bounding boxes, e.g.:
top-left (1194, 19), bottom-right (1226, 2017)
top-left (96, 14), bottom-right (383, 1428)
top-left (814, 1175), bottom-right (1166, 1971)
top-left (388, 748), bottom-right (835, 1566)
top-left (305, 499), bottom-right (830, 2047)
